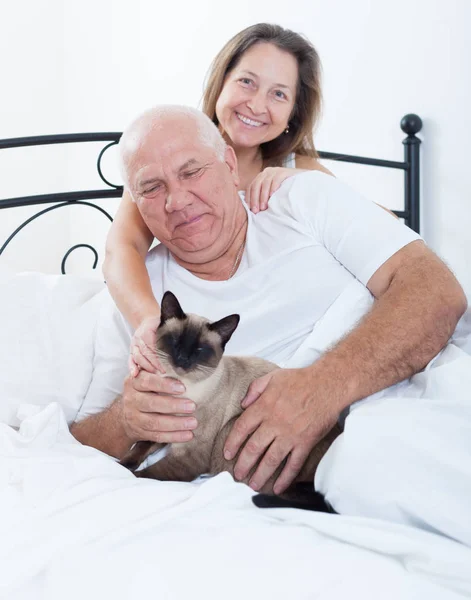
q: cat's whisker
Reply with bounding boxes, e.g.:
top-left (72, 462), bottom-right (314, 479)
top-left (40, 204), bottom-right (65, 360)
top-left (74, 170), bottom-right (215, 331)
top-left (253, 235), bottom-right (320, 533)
top-left (194, 364), bottom-right (216, 376)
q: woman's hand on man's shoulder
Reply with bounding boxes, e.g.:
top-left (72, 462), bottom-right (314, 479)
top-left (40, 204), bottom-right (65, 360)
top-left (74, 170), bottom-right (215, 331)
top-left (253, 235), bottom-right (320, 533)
top-left (246, 167), bottom-right (302, 213)
top-left (246, 158), bottom-right (334, 213)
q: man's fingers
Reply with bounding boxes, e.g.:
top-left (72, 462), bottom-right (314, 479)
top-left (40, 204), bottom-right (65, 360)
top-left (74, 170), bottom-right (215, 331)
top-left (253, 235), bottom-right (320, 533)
top-left (273, 447), bottom-right (310, 495)
top-left (139, 412), bottom-right (198, 434)
top-left (224, 407), bottom-right (262, 461)
top-left (133, 371), bottom-right (185, 396)
top-left (248, 439), bottom-right (292, 491)
top-left (231, 425), bottom-right (275, 483)
top-left (144, 429), bottom-right (195, 444)
top-left (241, 372), bottom-right (273, 408)
top-left (134, 391), bottom-right (196, 415)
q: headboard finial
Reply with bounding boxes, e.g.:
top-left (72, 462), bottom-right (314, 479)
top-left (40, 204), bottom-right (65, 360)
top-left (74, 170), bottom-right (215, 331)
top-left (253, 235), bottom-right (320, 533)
top-left (400, 114), bottom-right (422, 135)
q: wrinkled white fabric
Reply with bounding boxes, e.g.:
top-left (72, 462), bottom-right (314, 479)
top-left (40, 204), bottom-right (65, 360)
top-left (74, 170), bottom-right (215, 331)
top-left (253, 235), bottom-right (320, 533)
top-left (1, 403), bottom-right (470, 600)
top-left (316, 323), bottom-right (471, 547)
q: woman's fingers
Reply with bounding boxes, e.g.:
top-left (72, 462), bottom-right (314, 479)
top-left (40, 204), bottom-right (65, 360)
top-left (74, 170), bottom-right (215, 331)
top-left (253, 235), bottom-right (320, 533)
top-left (129, 315), bottom-right (165, 375)
top-left (131, 344), bottom-right (157, 373)
top-left (247, 175), bottom-right (263, 213)
top-left (128, 354), bottom-right (140, 378)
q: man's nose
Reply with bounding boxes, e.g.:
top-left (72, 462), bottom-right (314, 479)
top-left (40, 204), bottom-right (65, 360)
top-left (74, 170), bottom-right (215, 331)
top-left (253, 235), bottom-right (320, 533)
top-left (246, 90), bottom-right (267, 115)
top-left (165, 187), bottom-right (193, 212)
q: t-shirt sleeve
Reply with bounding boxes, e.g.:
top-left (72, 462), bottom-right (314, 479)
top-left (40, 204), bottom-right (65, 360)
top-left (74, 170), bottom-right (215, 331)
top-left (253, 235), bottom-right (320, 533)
top-left (281, 171), bottom-right (422, 286)
top-left (76, 289), bottom-right (132, 421)
top-left (77, 247), bottom-right (165, 422)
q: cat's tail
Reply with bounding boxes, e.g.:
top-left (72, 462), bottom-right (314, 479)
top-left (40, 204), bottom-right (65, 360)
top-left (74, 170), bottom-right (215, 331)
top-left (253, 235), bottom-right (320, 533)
top-left (252, 483), bottom-right (336, 514)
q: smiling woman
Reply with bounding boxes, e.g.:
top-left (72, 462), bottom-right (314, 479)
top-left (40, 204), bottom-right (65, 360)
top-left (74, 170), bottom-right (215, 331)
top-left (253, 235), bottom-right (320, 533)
top-left (103, 23), bottom-right (332, 377)
top-left (214, 43), bottom-right (299, 161)
top-left (204, 23), bottom-right (326, 192)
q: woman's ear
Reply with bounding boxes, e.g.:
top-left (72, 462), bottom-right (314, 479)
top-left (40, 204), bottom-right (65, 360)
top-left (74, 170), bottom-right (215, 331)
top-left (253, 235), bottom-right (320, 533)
top-left (224, 145), bottom-right (240, 188)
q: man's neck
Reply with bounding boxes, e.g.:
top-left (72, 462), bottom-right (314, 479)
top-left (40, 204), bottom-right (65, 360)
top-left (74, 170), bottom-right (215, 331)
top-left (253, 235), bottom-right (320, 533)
top-left (172, 200), bottom-right (248, 282)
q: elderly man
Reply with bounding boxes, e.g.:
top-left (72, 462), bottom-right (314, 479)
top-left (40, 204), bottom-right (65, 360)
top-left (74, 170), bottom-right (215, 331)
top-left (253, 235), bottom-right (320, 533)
top-left (71, 105), bottom-right (467, 501)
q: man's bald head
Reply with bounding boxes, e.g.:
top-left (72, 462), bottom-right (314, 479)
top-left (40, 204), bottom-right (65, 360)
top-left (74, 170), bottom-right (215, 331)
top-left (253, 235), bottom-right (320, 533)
top-left (118, 105), bottom-right (227, 190)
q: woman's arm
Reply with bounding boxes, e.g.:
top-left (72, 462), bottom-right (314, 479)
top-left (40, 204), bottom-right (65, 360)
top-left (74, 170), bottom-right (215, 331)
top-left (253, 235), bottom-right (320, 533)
top-left (295, 154), bottom-right (334, 176)
top-left (103, 190), bottom-right (159, 330)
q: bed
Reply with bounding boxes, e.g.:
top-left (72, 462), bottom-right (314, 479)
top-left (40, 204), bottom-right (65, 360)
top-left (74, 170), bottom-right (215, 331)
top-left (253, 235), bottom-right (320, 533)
top-left (0, 114), bottom-right (422, 272)
top-left (2, 115), bottom-right (471, 600)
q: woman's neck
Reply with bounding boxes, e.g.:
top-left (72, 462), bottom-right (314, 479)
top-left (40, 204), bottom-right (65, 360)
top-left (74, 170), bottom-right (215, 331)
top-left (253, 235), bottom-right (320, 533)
top-left (232, 144), bottom-right (264, 192)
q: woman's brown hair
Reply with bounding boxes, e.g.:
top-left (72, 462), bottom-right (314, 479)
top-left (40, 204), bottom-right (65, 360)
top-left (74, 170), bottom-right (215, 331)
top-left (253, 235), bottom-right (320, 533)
top-left (202, 23), bottom-right (322, 165)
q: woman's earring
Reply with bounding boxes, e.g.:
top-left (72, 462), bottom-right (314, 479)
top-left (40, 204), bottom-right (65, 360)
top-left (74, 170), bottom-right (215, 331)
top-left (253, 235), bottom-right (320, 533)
top-left (285, 124), bottom-right (290, 134)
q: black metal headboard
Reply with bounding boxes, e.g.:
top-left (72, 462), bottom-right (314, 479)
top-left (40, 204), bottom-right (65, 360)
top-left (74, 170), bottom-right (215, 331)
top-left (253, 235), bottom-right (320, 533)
top-left (0, 113), bottom-right (422, 274)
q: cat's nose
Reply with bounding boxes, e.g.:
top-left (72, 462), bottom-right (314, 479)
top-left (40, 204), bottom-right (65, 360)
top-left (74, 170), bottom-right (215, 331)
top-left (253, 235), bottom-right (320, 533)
top-left (174, 355), bottom-right (192, 370)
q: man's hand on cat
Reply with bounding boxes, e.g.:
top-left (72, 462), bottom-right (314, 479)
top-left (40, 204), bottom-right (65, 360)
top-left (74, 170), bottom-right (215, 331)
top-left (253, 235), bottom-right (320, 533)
top-left (120, 371), bottom-right (198, 444)
top-left (129, 316), bottom-right (165, 377)
top-left (223, 368), bottom-right (340, 494)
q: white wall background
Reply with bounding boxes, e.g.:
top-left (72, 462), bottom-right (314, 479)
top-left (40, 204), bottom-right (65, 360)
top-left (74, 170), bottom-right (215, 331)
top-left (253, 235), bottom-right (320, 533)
top-left (1, 0), bottom-right (470, 295)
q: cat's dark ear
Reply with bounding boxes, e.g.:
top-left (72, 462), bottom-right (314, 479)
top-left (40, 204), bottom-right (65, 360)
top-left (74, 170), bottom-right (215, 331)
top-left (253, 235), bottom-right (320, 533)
top-left (208, 314), bottom-right (240, 349)
top-left (160, 291), bottom-right (186, 326)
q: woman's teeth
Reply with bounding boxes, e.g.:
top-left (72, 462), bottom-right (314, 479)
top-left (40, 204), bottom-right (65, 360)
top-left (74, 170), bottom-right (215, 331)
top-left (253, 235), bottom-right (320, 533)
top-left (236, 113), bottom-right (264, 127)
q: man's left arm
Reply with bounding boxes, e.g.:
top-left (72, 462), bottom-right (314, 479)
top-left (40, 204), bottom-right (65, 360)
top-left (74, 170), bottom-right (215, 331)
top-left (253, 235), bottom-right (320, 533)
top-left (224, 240), bottom-right (467, 494)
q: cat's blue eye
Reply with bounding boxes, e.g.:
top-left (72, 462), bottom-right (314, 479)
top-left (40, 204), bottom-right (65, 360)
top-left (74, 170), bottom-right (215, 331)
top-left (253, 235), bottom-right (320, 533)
top-left (196, 345), bottom-right (212, 357)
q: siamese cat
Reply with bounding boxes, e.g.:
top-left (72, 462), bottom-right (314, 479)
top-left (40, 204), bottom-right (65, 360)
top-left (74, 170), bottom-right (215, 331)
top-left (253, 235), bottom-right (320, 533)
top-left (120, 291), bottom-right (340, 512)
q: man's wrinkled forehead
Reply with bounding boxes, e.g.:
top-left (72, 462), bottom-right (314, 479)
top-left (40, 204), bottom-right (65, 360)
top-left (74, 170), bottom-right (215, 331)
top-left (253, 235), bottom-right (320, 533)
top-left (127, 122), bottom-right (207, 181)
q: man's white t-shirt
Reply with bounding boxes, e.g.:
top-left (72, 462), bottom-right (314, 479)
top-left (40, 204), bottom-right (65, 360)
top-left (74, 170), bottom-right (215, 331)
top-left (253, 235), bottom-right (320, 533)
top-left (79, 171), bottom-right (421, 419)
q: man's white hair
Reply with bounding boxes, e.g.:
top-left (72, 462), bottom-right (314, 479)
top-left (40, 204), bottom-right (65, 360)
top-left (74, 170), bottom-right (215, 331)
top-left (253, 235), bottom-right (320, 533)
top-left (118, 105), bottom-right (227, 190)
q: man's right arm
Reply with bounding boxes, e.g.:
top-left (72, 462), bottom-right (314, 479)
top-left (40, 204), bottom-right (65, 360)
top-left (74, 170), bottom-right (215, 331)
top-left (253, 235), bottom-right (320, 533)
top-left (71, 372), bottom-right (197, 459)
top-left (71, 397), bottom-right (131, 459)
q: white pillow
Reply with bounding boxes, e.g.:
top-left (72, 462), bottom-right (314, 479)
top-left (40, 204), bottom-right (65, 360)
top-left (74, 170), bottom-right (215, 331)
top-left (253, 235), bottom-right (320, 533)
top-left (0, 271), bottom-right (105, 427)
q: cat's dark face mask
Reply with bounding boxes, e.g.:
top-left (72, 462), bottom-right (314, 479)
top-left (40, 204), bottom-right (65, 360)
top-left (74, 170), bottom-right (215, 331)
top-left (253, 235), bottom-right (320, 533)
top-left (155, 291), bottom-right (239, 382)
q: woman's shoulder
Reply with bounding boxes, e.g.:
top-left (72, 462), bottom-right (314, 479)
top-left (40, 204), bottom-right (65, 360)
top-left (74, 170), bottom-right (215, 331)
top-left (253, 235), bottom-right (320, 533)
top-left (294, 154), bottom-right (334, 176)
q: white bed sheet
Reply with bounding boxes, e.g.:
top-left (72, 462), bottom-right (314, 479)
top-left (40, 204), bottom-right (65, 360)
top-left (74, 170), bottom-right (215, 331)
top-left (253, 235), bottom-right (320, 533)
top-left (1, 403), bottom-right (470, 600)
top-left (1, 271), bottom-right (471, 598)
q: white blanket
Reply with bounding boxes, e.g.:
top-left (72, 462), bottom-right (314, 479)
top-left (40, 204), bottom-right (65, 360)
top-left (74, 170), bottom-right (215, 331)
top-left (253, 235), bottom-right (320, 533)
top-left (1, 271), bottom-right (471, 598)
top-left (1, 403), bottom-right (470, 600)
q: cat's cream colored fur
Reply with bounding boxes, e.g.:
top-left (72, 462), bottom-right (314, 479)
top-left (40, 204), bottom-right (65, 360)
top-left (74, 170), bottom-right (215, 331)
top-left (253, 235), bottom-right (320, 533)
top-left (121, 304), bottom-right (340, 495)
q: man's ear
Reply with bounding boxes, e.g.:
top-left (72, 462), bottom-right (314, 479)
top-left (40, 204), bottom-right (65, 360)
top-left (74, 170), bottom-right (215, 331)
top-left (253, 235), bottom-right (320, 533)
top-left (224, 145), bottom-right (240, 188)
